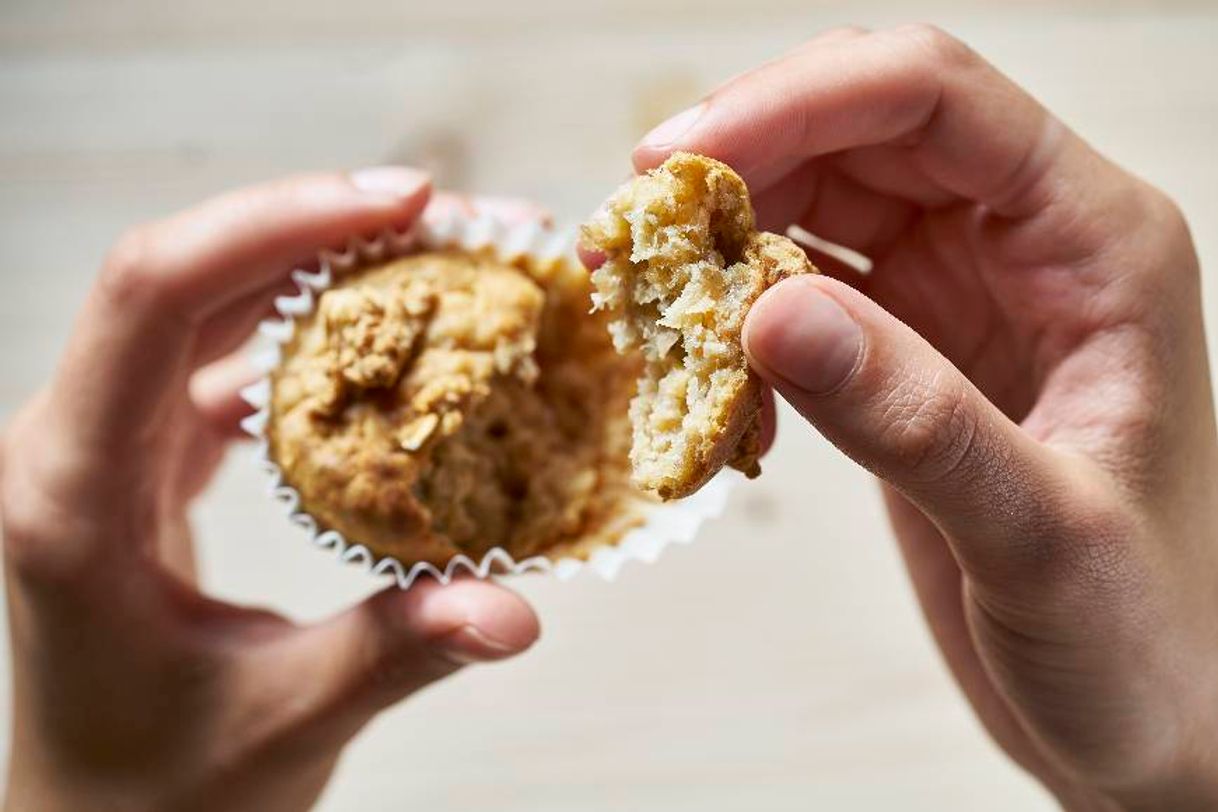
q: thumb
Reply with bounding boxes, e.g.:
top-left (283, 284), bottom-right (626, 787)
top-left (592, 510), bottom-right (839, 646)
top-left (744, 274), bottom-right (1071, 581)
top-left (270, 579), bottom-right (539, 740)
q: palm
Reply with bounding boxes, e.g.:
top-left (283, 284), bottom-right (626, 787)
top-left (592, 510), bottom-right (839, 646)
top-left (859, 212), bottom-right (1035, 418)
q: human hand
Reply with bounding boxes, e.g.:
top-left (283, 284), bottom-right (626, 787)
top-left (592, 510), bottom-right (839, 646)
top-left (633, 25), bottom-right (1218, 810)
top-left (0, 170), bottom-right (541, 812)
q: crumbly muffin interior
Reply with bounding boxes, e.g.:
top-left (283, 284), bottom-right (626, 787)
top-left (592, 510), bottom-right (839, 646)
top-left (584, 153), bottom-right (770, 497)
top-left (268, 250), bottom-right (639, 564)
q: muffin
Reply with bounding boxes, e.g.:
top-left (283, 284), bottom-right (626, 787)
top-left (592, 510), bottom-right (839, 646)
top-left (581, 152), bottom-right (815, 501)
top-left (266, 247), bottom-right (642, 566)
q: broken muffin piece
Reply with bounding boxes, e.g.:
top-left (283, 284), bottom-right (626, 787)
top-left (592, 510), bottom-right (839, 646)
top-left (582, 152), bottom-right (816, 500)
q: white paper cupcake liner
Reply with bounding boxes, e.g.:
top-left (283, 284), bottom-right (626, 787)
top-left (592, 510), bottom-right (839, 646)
top-left (240, 208), bottom-right (741, 589)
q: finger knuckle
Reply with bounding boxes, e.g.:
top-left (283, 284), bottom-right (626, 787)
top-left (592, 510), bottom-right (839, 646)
top-left (1, 492), bottom-right (37, 562)
top-left (1, 469), bottom-right (62, 581)
top-left (256, 175), bottom-right (311, 211)
top-left (894, 23), bottom-right (974, 68)
top-left (1140, 185), bottom-right (1193, 252)
top-left (0, 422), bottom-right (96, 584)
top-left (820, 24), bottom-right (870, 40)
top-left (100, 224), bottom-right (171, 310)
top-left (878, 372), bottom-right (978, 484)
top-left (255, 174), bottom-right (335, 221)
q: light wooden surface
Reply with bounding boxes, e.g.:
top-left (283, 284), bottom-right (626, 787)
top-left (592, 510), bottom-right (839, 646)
top-left (2, 3), bottom-right (1217, 810)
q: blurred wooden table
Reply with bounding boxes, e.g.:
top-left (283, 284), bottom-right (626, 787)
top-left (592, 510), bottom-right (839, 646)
top-left (2, 2), bottom-right (1216, 809)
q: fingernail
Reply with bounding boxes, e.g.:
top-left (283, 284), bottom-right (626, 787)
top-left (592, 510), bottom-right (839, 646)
top-left (577, 244), bottom-right (606, 271)
top-left (349, 166), bottom-right (429, 198)
top-left (641, 102), bottom-right (706, 148)
top-left (440, 624), bottom-right (526, 665)
top-left (746, 279), bottom-right (863, 394)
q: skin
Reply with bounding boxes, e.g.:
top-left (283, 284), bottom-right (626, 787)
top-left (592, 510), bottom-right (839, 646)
top-left (0, 169), bottom-right (544, 811)
top-left (631, 25), bottom-right (1218, 811)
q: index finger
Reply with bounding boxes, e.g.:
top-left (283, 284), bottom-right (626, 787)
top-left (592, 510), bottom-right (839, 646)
top-left (633, 25), bottom-right (1082, 219)
top-left (52, 168), bottom-right (432, 454)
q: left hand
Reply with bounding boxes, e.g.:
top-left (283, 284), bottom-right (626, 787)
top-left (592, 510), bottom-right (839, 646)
top-left (0, 168), bottom-right (541, 812)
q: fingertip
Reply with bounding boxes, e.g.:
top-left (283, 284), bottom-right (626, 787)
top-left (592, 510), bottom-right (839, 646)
top-left (348, 166), bottom-right (432, 202)
top-left (380, 578), bottom-right (540, 662)
top-left (577, 244), bottom-right (605, 270)
top-left (190, 353), bottom-right (261, 436)
top-left (631, 145), bottom-right (668, 174)
top-left (345, 166), bottom-right (433, 232)
top-left (744, 275), bottom-right (864, 396)
top-left (634, 102), bottom-right (708, 171)
top-left (742, 275), bottom-right (797, 360)
top-left (450, 579), bottom-right (541, 655)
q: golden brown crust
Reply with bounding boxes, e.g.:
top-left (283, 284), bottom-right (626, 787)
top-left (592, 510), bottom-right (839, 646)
top-left (714, 231), bottom-right (820, 483)
top-left (743, 230), bottom-right (818, 287)
top-left (582, 152), bottom-right (816, 500)
top-left (266, 249), bottom-right (644, 566)
top-left (656, 374), bottom-right (764, 500)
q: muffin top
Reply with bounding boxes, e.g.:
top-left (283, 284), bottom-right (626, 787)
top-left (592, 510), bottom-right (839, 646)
top-left (267, 249), bottom-right (642, 565)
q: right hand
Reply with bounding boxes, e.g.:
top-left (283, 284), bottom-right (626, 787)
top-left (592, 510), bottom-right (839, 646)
top-left (631, 25), bottom-right (1218, 810)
